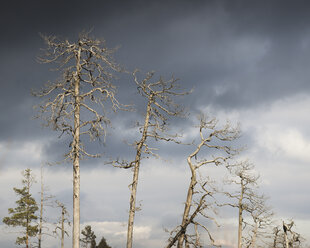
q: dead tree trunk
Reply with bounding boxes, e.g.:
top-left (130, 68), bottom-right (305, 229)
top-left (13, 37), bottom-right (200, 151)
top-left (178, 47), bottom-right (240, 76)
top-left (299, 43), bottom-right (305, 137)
top-left (34, 32), bottom-right (124, 248)
top-left (127, 97), bottom-right (152, 248)
top-left (72, 45), bottom-right (82, 248)
top-left (54, 200), bottom-right (70, 248)
top-left (111, 71), bottom-right (188, 248)
top-left (283, 221), bottom-right (289, 248)
top-left (166, 116), bottom-right (240, 248)
top-left (238, 180), bottom-right (244, 248)
top-left (177, 144), bottom-right (200, 248)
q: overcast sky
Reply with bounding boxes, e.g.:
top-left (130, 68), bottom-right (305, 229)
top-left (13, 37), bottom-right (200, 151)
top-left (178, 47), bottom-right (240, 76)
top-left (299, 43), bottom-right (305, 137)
top-left (1, 1), bottom-right (310, 248)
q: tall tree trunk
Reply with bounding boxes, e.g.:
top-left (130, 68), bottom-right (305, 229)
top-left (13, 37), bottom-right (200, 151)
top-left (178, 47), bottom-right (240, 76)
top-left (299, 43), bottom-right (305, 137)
top-left (126, 96), bottom-right (153, 248)
top-left (177, 145), bottom-right (200, 248)
top-left (73, 47), bottom-right (81, 248)
top-left (238, 181), bottom-right (244, 248)
top-left (177, 173), bottom-right (196, 248)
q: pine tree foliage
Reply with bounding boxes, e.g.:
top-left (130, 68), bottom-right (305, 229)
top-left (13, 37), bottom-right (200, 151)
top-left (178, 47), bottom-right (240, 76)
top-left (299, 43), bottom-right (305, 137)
top-left (96, 236), bottom-right (112, 248)
top-left (3, 169), bottom-right (39, 248)
top-left (81, 225), bottom-right (97, 248)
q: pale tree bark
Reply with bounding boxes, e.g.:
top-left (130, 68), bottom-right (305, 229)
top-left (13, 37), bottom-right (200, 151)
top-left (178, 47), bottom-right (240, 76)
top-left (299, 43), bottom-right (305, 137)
top-left (166, 115), bottom-right (240, 248)
top-left (72, 45), bottom-right (82, 248)
top-left (166, 194), bottom-right (208, 248)
top-left (281, 221), bottom-right (302, 248)
top-left (177, 143), bottom-right (200, 248)
top-left (246, 197), bottom-right (273, 248)
top-left (127, 97), bottom-right (152, 248)
top-left (34, 32), bottom-right (124, 248)
top-left (54, 200), bottom-right (70, 248)
top-left (283, 221), bottom-right (289, 248)
top-left (37, 165), bottom-right (54, 248)
top-left (223, 161), bottom-right (273, 248)
top-left (111, 71), bottom-right (189, 248)
top-left (237, 179), bottom-right (244, 248)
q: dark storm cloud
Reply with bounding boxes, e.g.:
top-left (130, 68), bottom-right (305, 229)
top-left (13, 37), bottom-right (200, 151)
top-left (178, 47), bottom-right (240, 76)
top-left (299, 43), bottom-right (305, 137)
top-left (1, 0), bottom-right (310, 167)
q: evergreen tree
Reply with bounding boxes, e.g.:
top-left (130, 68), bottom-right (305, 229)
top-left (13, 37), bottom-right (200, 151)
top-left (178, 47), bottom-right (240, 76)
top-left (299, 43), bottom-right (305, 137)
top-left (81, 225), bottom-right (96, 248)
top-left (96, 236), bottom-right (112, 248)
top-left (3, 169), bottom-right (38, 248)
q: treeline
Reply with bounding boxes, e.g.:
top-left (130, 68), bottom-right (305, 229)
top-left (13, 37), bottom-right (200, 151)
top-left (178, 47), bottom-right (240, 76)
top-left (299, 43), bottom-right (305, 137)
top-left (3, 168), bottom-right (112, 248)
top-left (2, 31), bottom-right (306, 248)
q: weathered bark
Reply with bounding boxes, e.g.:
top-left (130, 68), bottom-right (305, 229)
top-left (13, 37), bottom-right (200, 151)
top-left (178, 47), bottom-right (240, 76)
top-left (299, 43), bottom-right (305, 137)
top-left (224, 161), bottom-right (271, 248)
top-left (166, 200), bottom-right (202, 248)
top-left (238, 180), bottom-right (244, 248)
top-left (283, 221), bottom-right (289, 248)
top-left (117, 72), bottom-right (187, 248)
top-left (54, 201), bottom-right (68, 248)
top-left (127, 96), bottom-right (153, 248)
top-left (177, 143), bottom-right (201, 248)
top-left (166, 116), bottom-right (239, 248)
top-left (35, 33), bottom-right (123, 248)
top-left (73, 46), bottom-right (82, 248)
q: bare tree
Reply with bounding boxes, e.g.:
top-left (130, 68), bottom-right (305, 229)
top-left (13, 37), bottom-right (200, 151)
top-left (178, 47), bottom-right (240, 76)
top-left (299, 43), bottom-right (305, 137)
top-left (272, 226), bottom-right (282, 248)
top-left (244, 195), bottom-right (274, 248)
top-left (37, 164), bottom-right (54, 248)
top-left (54, 200), bottom-right (70, 248)
top-left (269, 221), bottom-right (304, 248)
top-left (282, 221), bottom-right (303, 248)
top-left (166, 115), bottom-right (240, 248)
top-left (110, 70), bottom-right (189, 248)
top-left (33, 31), bottom-right (124, 248)
top-left (223, 161), bottom-right (273, 248)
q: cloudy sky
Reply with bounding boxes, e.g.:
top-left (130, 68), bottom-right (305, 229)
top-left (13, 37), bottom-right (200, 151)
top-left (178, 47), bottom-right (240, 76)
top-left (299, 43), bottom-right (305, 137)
top-left (1, 1), bottom-right (310, 247)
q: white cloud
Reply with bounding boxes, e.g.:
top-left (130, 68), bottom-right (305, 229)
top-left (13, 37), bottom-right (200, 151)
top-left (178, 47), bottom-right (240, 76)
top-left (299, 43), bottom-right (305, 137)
top-left (83, 221), bottom-right (151, 241)
top-left (257, 127), bottom-right (310, 162)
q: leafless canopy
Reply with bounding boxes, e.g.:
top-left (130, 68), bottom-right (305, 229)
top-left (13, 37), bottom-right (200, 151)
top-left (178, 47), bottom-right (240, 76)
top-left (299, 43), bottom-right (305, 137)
top-left (221, 161), bottom-right (274, 248)
top-left (111, 70), bottom-right (190, 169)
top-left (167, 115), bottom-right (240, 248)
top-left (34, 31), bottom-right (123, 160)
top-left (109, 70), bottom-right (190, 248)
top-left (133, 70), bottom-right (190, 155)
